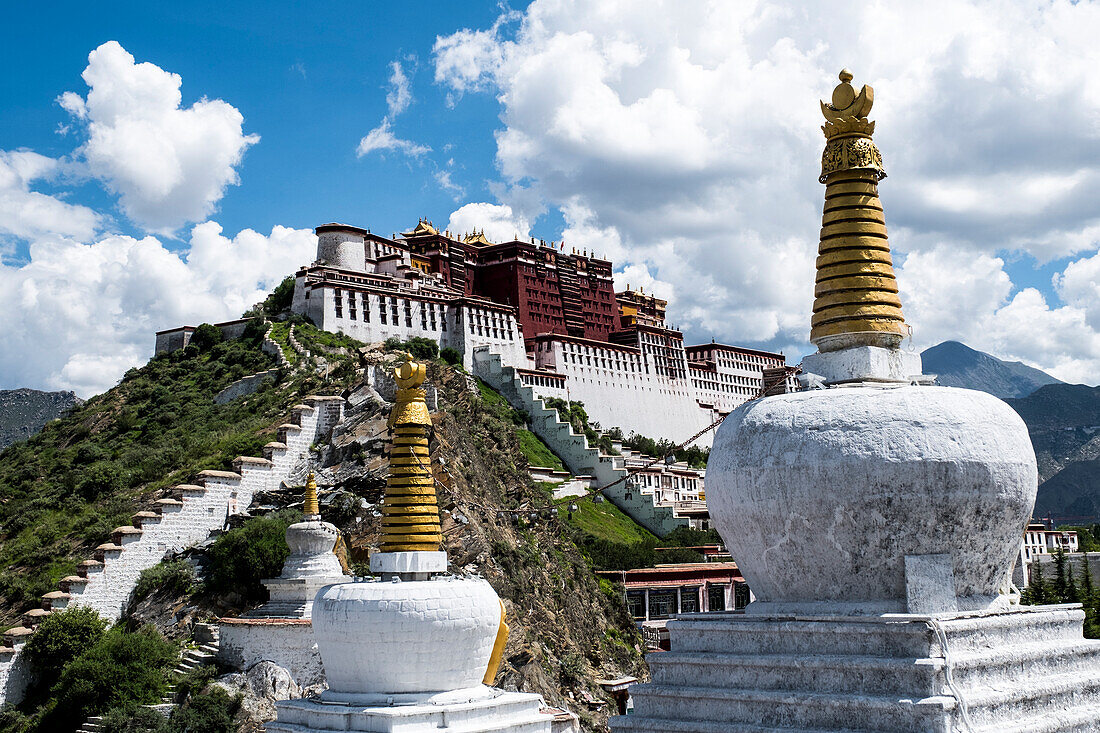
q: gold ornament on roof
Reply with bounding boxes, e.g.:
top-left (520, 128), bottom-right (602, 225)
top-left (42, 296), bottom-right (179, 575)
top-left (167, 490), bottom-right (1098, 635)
top-left (810, 70), bottom-right (907, 351)
top-left (304, 471), bottom-right (320, 518)
top-left (380, 354), bottom-right (442, 553)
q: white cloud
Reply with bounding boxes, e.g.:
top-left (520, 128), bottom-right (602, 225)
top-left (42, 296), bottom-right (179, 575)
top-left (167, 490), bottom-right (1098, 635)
top-left (447, 202), bottom-right (530, 243)
top-left (387, 60), bottom-right (413, 116)
top-left (61, 41), bottom-right (259, 233)
top-left (356, 118), bottom-right (431, 158)
top-left (434, 169), bottom-right (465, 199)
top-left (434, 0), bottom-right (1100, 379)
top-left (0, 150), bottom-right (99, 243)
top-left (0, 223), bottom-right (316, 397)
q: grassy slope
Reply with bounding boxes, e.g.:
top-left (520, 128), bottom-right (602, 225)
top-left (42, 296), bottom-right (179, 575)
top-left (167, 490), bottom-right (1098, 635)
top-left (560, 499), bottom-right (657, 545)
top-left (0, 320), bottom-right (357, 623)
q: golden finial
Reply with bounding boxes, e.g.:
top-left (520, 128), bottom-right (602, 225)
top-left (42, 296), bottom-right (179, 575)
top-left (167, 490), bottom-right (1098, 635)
top-left (811, 70), bottom-right (906, 351)
top-left (304, 471), bottom-right (320, 518)
top-left (381, 354), bottom-right (441, 553)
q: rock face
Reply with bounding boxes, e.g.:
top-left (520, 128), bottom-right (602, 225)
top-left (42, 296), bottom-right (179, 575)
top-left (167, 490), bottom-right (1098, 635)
top-left (708, 385), bottom-right (1037, 614)
top-left (0, 388), bottom-right (81, 449)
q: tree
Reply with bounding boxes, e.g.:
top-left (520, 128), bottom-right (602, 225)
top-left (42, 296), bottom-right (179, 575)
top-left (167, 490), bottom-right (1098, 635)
top-left (1053, 546), bottom-right (1069, 601)
top-left (1023, 560), bottom-right (1048, 605)
top-left (404, 337), bottom-right (439, 361)
top-left (1067, 559), bottom-right (1080, 603)
top-left (189, 324), bottom-right (224, 352)
top-left (264, 276), bottom-right (295, 315)
top-left (23, 607), bottom-right (109, 694)
top-left (1082, 555), bottom-right (1099, 638)
top-left (168, 687), bottom-right (241, 733)
top-left (204, 514), bottom-right (292, 600)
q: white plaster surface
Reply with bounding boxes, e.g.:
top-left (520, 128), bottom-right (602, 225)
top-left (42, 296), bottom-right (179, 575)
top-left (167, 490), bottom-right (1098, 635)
top-left (801, 344), bottom-right (923, 384)
top-left (268, 689), bottom-right (553, 732)
top-left (707, 385), bottom-right (1037, 615)
top-left (369, 551), bottom-right (447, 575)
top-left (282, 520), bottom-right (344, 580)
top-left (311, 576), bottom-right (501, 702)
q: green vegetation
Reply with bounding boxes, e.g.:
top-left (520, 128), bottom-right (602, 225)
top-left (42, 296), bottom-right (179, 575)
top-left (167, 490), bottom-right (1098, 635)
top-left (133, 559), bottom-right (195, 603)
top-left (101, 706), bottom-right (168, 733)
top-left (0, 322), bottom-right (292, 615)
top-left (517, 430), bottom-right (564, 471)
top-left (384, 335), bottom-right (439, 361)
top-left (23, 607), bottom-right (109, 694)
top-left (167, 687), bottom-right (240, 733)
top-left (1021, 547), bottom-right (1100, 638)
top-left (616, 428), bottom-right (709, 469)
top-left (559, 496), bottom-right (655, 545)
top-left (1061, 525), bottom-right (1100, 552)
top-left (440, 346), bottom-right (462, 366)
top-left (204, 511), bottom-right (297, 601)
top-left (263, 276), bottom-right (296, 316)
top-left (8, 624), bottom-right (179, 732)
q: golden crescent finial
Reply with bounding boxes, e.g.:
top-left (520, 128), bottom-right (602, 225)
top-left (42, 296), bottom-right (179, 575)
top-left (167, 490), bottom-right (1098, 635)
top-left (820, 69), bottom-right (874, 123)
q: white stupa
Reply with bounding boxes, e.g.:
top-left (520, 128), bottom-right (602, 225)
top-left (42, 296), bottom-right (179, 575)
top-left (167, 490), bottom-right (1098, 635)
top-left (268, 355), bottom-right (553, 733)
top-left (612, 71), bottom-right (1100, 732)
top-left (218, 472), bottom-right (347, 687)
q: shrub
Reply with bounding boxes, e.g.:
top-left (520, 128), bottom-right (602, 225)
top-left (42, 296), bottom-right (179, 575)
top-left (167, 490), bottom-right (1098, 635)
top-left (189, 324), bottom-right (224, 352)
top-left (383, 337), bottom-right (405, 351)
top-left (23, 606), bottom-right (109, 694)
top-left (168, 687), bottom-right (241, 733)
top-left (404, 337), bottom-right (439, 361)
top-left (47, 626), bottom-right (177, 730)
top-left (204, 514), bottom-right (292, 600)
top-left (133, 559), bottom-right (194, 603)
top-left (101, 705), bottom-right (168, 733)
top-left (440, 346), bottom-right (462, 366)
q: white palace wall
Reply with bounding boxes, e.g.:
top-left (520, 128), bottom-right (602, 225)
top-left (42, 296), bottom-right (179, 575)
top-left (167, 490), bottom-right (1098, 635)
top-left (531, 339), bottom-right (716, 447)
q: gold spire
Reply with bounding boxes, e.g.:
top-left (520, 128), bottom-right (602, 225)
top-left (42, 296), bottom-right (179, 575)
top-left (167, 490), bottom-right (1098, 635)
top-left (304, 471), bottom-right (320, 518)
top-left (811, 69), bottom-right (907, 351)
top-left (380, 354), bottom-right (443, 553)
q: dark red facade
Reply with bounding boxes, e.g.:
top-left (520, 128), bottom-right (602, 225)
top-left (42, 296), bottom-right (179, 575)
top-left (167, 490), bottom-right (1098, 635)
top-left (403, 231), bottom-right (617, 347)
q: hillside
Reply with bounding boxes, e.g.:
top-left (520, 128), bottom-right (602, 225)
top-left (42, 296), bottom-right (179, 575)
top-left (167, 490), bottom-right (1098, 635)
top-left (921, 340), bottom-right (1062, 398)
top-left (0, 389), bottom-right (82, 450)
top-left (1006, 384), bottom-right (1100, 521)
top-left (0, 321), bottom-right (645, 731)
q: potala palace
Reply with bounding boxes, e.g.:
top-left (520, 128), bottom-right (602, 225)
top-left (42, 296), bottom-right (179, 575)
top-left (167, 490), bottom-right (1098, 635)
top-left (160, 220), bottom-right (798, 448)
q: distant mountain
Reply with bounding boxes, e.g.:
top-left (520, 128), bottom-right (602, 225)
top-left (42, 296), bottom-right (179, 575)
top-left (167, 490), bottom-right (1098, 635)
top-left (921, 341), bottom-right (1063, 399)
top-left (1004, 384), bottom-right (1100, 522)
top-left (0, 388), bottom-right (82, 449)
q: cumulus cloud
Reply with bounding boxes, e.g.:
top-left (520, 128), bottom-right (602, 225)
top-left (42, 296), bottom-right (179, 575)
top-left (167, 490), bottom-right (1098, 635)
top-left (0, 150), bottom-right (100, 244)
top-left (447, 202), bottom-right (530, 242)
top-left (356, 118), bottom-right (431, 158)
top-left (61, 41), bottom-right (259, 232)
top-left (434, 0), bottom-right (1100, 378)
top-left (0, 223), bottom-right (316, 397)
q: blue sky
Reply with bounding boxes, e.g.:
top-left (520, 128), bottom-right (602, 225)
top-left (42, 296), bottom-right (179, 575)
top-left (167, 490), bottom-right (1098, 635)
top-left (1, 1), bottom-right (515, 257)
top-left (2, 1), bottom-right (1100, 396)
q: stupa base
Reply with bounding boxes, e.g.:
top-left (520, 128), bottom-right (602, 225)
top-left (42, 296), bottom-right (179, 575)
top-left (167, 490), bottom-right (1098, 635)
top-left (611, 604), bottom-right (1100, 733)
top-left (267, 687), bottom-right (553, 732)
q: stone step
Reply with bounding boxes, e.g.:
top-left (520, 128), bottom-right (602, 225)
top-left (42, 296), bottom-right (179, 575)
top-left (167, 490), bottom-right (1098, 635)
top-left (950, 638), bottom-right (1100, 690)
top-left (932, 606), bottom-right (1086, 654)
top-left (610, 718), bottom-right (888, 733)
top-left (962, 667), bottom-right (1100, 730)
top-left (648, 651), bottom-right (941, 696)
top-left (628, 684), bottom-right (954, 733)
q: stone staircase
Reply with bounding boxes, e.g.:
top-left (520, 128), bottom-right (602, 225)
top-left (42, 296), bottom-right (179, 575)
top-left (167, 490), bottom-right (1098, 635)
top-left (610, 606), bottom-right (1100, 733)
top-left (472, 349), bottom-right (686, 537)
top-left (0, 395), bottom-right (346, 707)
top-left (161, 623), bottom-right (221, 707)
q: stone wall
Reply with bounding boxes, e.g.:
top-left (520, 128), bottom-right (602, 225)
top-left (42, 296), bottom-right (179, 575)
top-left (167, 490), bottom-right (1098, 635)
top-left (217, 619), bottom-right (325, 688)
top-left (0, 396), bottom-right (346, 707)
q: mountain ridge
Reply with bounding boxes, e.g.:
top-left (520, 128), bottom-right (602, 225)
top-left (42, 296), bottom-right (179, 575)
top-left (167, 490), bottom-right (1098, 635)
top-left (920, 340), bottom-right (1063, 399)
top-left (0, 388), bottom-right (82, 450)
